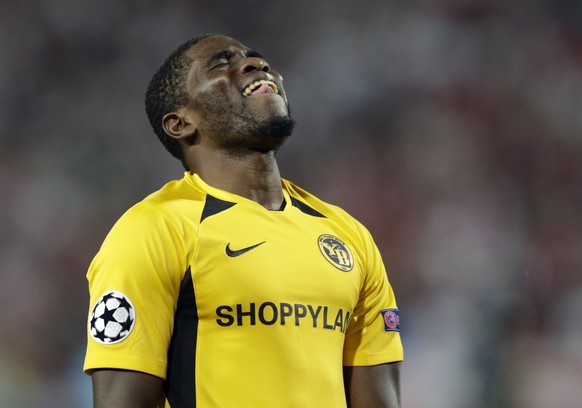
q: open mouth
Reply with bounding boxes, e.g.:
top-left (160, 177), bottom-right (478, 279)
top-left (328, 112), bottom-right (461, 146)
top-left (243, 80), bottom-right (279, 96)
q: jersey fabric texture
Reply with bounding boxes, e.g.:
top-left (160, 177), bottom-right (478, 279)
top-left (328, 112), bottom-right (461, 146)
top-left (84, 172), bottom-right (403, 408)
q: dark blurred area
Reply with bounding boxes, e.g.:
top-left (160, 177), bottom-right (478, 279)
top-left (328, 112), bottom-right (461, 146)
top-left (1, 0), bottom-right (581, 406)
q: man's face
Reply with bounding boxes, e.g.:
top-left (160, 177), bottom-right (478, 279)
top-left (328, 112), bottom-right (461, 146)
top-left (184, 35), bottom-right (294, 153)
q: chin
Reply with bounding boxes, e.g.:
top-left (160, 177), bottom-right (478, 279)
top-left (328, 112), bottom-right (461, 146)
top-left (242, 115), bottom-right (295, 154)
top-left (259, 114), bottom-right (296, 139)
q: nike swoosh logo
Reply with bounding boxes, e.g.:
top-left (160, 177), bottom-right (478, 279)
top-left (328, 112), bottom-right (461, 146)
top-left (225, 241), bottom-right (266, 257)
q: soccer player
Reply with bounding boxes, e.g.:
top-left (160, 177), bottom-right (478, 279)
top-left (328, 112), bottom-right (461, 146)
top-left (84, 34), bottom-right (403, 407)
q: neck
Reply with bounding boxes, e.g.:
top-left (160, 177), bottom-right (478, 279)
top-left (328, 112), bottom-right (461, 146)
top-left (187, 147), bottom-right (284, 210)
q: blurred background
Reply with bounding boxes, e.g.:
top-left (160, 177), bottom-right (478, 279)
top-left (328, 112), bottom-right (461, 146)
top-left (1, 0), bottom-right (581, 406)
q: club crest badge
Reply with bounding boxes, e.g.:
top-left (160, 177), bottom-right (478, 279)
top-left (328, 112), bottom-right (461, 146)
top-left (318, 234), bottom-right (354, 272)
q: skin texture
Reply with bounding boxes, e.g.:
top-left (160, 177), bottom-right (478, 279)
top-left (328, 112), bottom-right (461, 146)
top-left (91, 35), bottom-right (402, 407)
top-left (344, 363), bottom-right (402, 408)
top-left (91, 369), bottom-right (164, 408)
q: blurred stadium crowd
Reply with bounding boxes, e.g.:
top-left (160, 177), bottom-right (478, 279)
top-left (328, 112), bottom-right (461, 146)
top-left (1, 0), bottom-right (581, 407)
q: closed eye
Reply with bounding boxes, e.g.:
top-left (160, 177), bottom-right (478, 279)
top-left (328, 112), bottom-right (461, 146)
top-left (209, 50), bottom-right (233, 69)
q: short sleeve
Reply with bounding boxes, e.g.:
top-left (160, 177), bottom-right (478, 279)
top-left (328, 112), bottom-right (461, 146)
top-left (343, 226), bottom-right (404, 366)
top-left (83, 202), bottom-right (188, 379)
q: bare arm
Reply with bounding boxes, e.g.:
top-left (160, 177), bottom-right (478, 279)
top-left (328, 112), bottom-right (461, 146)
top-left (344, 362), bottom-right (402, 408)
top-left (91, 369), bottom-right (165, 408)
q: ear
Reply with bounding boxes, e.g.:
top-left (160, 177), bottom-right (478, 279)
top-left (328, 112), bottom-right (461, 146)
top-left (162, 111), bottom-right (197, 141)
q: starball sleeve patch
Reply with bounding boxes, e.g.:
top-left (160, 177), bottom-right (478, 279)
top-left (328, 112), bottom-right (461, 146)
top-left (380, 309), bottom-right (400, 332)
top-left (89, 291), bottom-right (136, 344)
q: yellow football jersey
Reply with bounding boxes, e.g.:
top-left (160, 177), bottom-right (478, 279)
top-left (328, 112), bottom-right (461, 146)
top-left (84, 172), bottom-right (403, 407)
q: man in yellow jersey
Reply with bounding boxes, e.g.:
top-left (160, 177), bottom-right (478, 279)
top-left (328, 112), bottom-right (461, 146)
top-left (84, 34), bottom-right (403, 407)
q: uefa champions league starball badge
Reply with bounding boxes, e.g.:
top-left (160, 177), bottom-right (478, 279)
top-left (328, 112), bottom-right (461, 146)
top-left (89, 290), bottom-right (136, 344)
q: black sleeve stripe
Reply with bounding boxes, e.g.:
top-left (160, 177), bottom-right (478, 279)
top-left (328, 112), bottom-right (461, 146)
top-left (164, 268), bottom-right (198, 407)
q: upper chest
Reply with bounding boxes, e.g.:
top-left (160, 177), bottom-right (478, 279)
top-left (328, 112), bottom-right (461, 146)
top-left (189, 201), bottom-right (364, 311)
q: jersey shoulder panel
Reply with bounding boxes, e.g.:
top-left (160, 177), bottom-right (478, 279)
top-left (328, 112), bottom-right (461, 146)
top-left (88, 176), bottom-right (209, 284)
top-left (283, 179), bottom-right (371, 246)
top-left (119, 174), bottom-right (212, 236)
top-left (141, 175), bottom-right (208, 218)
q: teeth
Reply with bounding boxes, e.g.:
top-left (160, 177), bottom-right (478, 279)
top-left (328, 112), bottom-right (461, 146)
top-left (243, 79), bottom-right (279, 96)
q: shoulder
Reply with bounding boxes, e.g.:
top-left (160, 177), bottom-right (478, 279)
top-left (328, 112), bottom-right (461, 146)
top-left (111, 176), bottom-right (207, 235)
top-left (283, 179), bottom-right (371, 241)
top-left (142, 176), bottom-right (206, 212)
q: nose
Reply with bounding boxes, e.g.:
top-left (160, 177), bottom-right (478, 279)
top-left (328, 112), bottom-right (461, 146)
top-left (239, 57), bottom-right (270, 74)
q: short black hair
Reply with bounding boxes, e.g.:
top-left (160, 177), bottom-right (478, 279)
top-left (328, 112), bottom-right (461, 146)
top-left (145, 34), bottom-right (217, 170)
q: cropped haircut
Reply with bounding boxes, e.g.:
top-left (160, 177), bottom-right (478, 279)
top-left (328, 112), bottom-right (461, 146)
top-left (145, 34), bottom-right (216, 170)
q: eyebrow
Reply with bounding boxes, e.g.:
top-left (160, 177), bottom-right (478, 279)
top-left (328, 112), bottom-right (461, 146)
top-left (245, 49), bottom-right (264, 59)
top-left (207, 49), bottom-right (265, 66)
